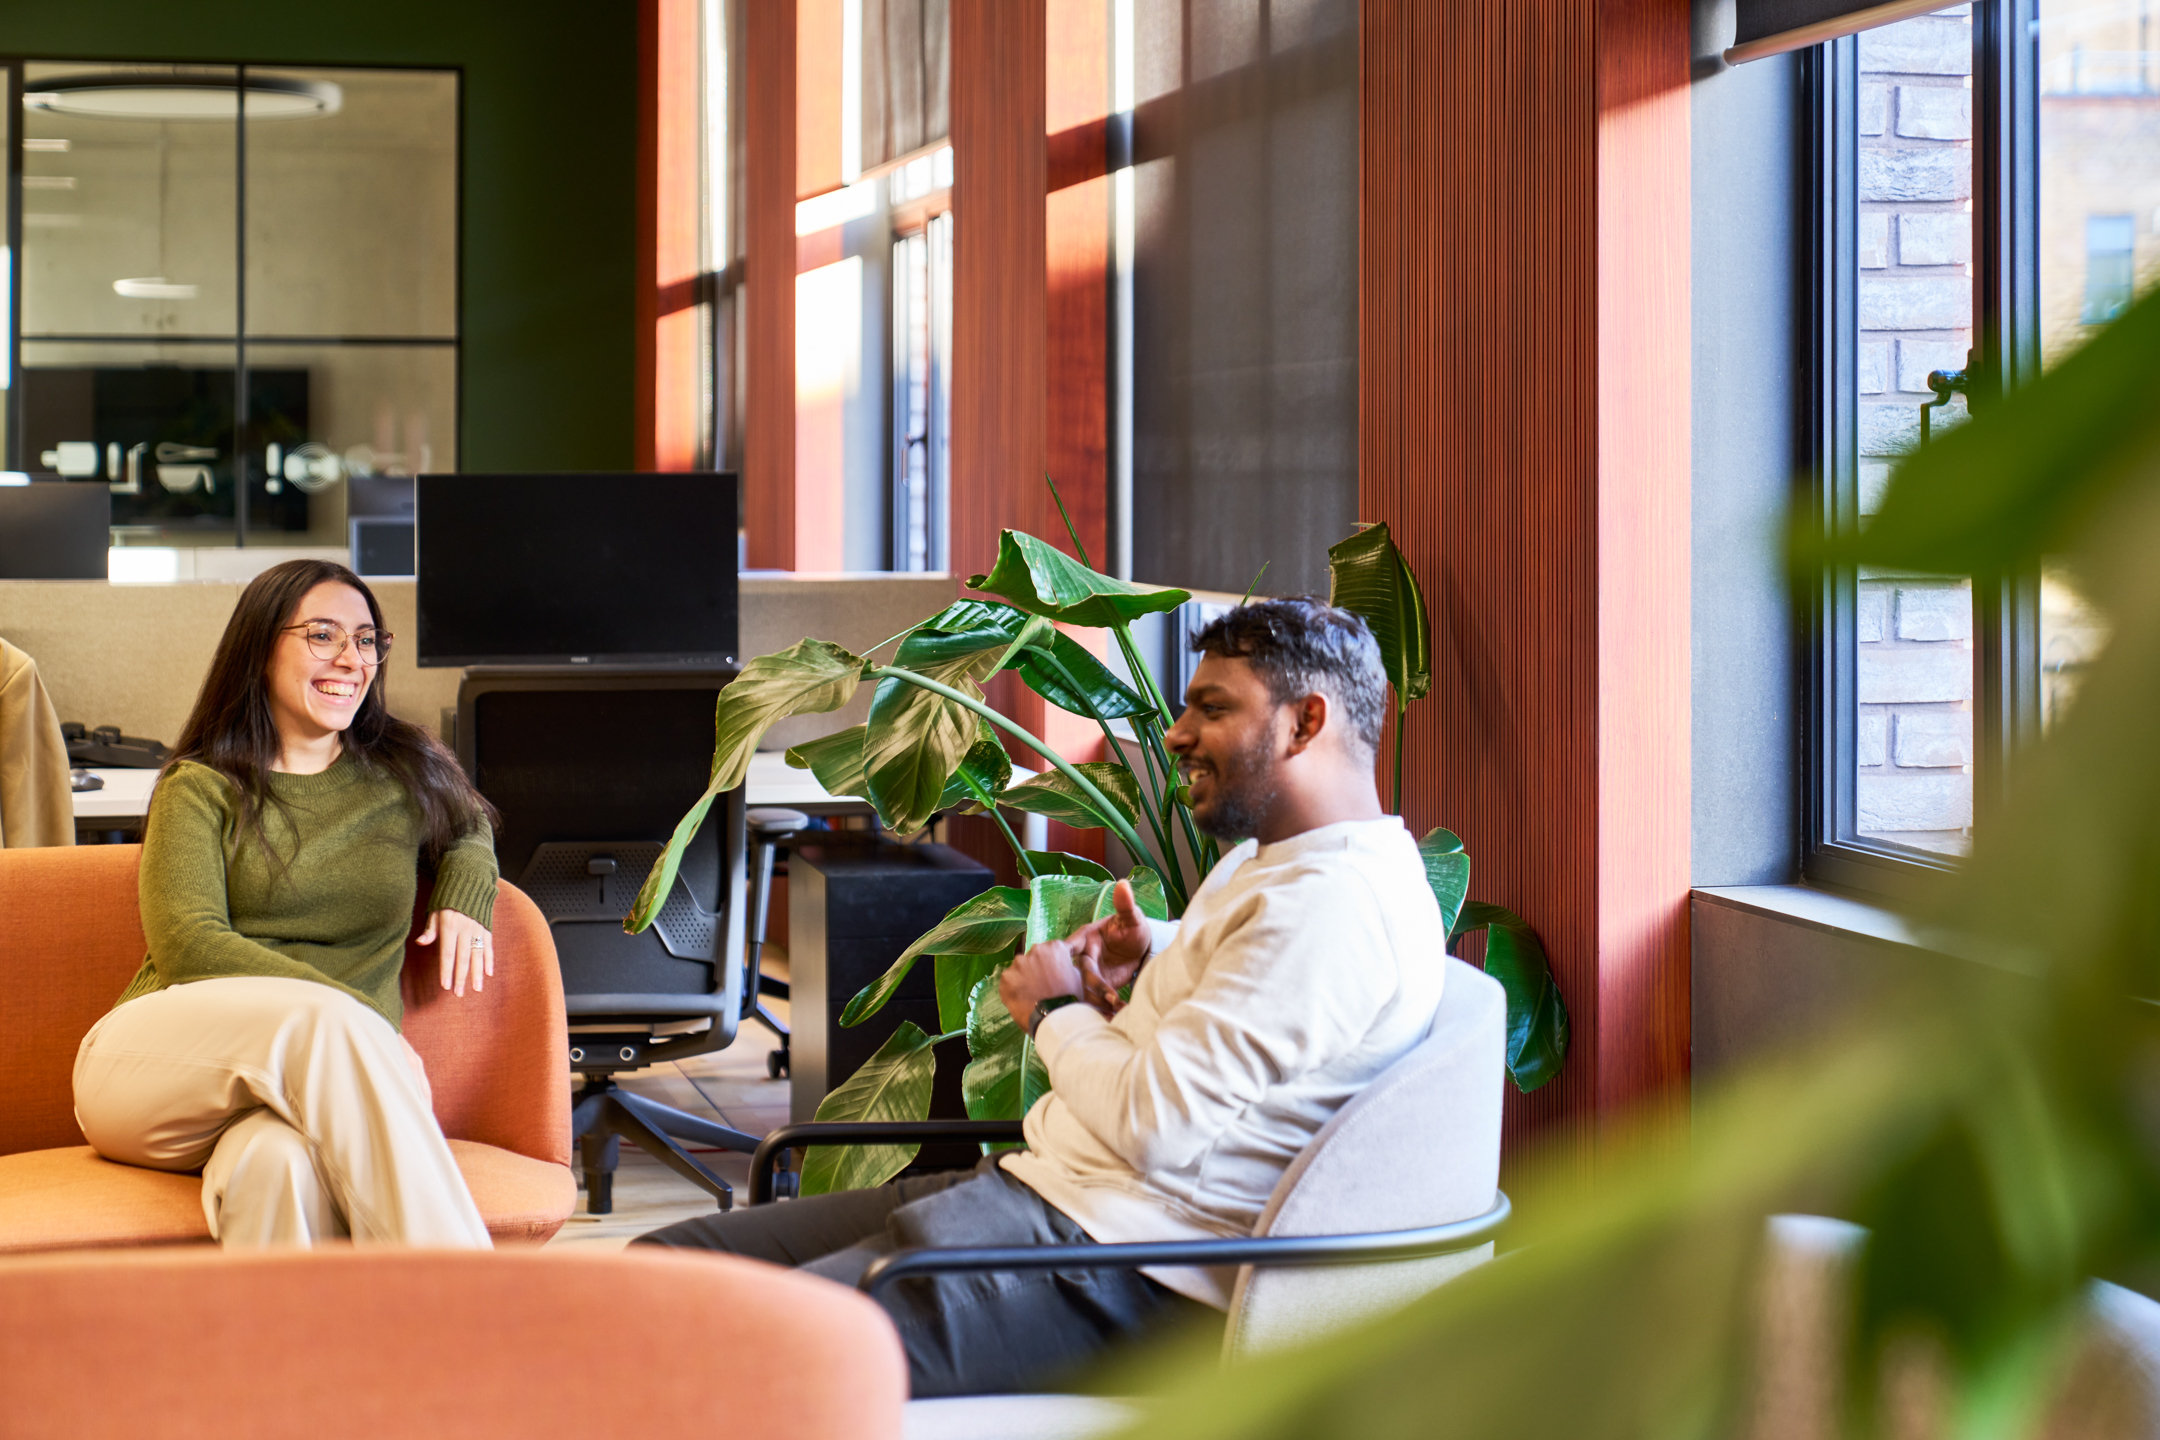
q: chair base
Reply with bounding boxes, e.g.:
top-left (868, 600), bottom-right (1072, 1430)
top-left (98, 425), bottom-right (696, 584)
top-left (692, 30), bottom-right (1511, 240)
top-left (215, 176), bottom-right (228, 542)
top-left (570, 1077), bottom-right (763, 1215)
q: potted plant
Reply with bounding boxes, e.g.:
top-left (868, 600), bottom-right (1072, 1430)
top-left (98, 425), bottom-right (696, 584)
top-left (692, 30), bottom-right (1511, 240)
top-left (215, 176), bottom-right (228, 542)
top-left (625, 497), bottom-right (1565, 1193)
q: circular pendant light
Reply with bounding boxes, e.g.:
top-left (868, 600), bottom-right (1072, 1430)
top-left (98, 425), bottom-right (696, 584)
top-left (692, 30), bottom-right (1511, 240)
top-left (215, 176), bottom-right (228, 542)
top-left (23, 73), bottom-right (341, 122)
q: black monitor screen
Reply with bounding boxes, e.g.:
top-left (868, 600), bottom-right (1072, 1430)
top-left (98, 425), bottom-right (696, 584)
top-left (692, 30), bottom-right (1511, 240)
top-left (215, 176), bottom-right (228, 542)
top-left (416, 473), bottom-right (739, 666)
top-left (0, 482), bottom-right (109, 579)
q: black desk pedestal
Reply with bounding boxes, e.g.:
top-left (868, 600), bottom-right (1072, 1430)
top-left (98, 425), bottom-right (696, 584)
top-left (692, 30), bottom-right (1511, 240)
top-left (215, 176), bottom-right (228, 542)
top-left (788, 839), bottom-right (995, 1143)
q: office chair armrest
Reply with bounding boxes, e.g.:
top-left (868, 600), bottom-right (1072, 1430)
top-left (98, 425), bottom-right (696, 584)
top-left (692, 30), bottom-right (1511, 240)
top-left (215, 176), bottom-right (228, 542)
top-left (749, 1120), bottom-right (1030, 1204)
top-left (856, 1191), bottom-right (1512, 1298)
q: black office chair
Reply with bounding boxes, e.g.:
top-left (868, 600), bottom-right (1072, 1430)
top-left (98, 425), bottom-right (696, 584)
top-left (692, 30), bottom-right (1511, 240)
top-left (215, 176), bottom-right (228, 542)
top-left (745, 806), bottom-right (809, 1079)
top-left (458, 668), bottom-right (766, 1214)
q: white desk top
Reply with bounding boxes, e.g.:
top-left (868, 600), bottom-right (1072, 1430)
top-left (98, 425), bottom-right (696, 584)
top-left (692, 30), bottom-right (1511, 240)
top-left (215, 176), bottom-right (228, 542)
top-left (73, 752), bottom-right (868, 822)
top-left (71, 767), bottom-right (160, 821)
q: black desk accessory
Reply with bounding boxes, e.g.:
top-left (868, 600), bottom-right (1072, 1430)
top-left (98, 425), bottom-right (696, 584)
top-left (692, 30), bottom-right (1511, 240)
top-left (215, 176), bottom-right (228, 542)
top-left (0, 482), bottom-right (108, 580)
top-left (61, 724), bottom-right (169, 769)
top-left (786, 837), bottom-right (994, 1166)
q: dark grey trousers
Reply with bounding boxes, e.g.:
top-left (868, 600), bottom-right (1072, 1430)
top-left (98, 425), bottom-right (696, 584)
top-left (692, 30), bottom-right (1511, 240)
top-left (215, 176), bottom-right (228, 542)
top-left (633, 1158), bottom-right (1221, 1396)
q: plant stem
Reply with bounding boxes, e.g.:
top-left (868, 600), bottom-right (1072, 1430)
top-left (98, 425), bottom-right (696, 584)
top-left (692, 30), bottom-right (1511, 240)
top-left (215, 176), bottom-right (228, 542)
top-left (1112, 624), bottom-right (1177, 728)
top-left (990, 806), bottom-right (1036, 878)
top-left (1392, 703), bottom-right (1405, 816)
top-left (1138, 711), bottom-right (1211, 891)
top-left (1024, 647), bottom-right (1181, 899)
top-left (956, 767), bottom-right (1036, 878)
top-left (866, 664), bottom-right (1163, 878)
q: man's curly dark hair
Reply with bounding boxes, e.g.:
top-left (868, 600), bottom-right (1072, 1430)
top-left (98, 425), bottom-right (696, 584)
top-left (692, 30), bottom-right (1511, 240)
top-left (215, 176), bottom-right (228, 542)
top-left (1189, 598), bottom-right (1387, 756)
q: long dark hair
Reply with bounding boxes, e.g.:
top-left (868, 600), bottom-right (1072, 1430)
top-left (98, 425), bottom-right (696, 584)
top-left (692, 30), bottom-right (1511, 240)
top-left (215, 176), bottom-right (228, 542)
top-left (161, 558), bottom-right (497, 869)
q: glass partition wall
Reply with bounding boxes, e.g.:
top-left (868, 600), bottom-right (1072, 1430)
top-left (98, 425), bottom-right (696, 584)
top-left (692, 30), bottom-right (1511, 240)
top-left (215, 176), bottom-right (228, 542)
top-left (4, 60), bottom-right (458, 553)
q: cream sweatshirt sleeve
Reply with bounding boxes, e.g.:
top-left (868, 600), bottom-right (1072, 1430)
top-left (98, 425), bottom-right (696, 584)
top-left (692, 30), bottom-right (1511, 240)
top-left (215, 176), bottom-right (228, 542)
top-left (1031, 868), bottom-right (1402, 1174)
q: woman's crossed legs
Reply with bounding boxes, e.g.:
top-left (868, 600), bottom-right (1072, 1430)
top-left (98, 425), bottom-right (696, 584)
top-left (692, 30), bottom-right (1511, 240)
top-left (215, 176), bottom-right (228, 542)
top-left (73, 976), bottom-right (490, 1248)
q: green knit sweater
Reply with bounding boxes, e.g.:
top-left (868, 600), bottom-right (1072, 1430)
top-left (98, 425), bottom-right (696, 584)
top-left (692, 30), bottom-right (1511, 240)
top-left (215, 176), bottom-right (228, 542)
top-left (117, 752), bottom-right (499, 1030)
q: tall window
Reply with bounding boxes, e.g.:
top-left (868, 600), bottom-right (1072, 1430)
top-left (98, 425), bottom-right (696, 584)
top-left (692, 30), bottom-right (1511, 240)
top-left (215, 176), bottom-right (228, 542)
top-left (1851, 10), bottom-right (1977, 857)
top-left (1807, 0), bottom-right (2157, 891)
top-left (889, 192), bottom-right (950, 573)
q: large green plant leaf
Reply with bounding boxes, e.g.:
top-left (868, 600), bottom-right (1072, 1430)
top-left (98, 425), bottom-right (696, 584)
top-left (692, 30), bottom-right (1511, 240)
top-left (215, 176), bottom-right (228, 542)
top-left (1456, 900), bottom-right (1568, 1093)
top-left (1024, 851), bottom-right (1114, 881)
top-left (995, 762), bottom-right (1145, 832)
top-left (962, 972), bottom-right (1052, 1128)
top-left (626, 639), bottom-right (864, 931)
top-left (1027, 875), bottom-right (1113, 946)
top-left (1103, 865), bottom-right (1172, 923)
top-left (798, 1021), bottom-right (940, 1195)
top-left (1825, 284), bottom-right (2160, 579)
top-left (838, 886), bottom-right (1030, 1027)
top-left (935, 729), bottom-right (1014, 813)
top-left (784, 725), bottom-right (871, 802)
top-left (1418, 827), bottom-right (1471, 937)
top-left (1328, 521), bottom-right (1432, 705)
top-left (863, 630), bottom-right (1001, 836)
top-left (936, 953), bottom-right (1005, 1035)
top-left (914, 598), bottom-right (1152, 721)
top-left (969, 530), bottom-right (1191, 629)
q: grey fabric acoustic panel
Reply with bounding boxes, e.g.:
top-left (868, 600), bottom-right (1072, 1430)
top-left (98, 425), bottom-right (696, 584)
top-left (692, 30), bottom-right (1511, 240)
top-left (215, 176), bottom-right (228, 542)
top-left (863, 0), bottom-right (950, 172)
top-left (1130, 0), bottom-right (1358, 600)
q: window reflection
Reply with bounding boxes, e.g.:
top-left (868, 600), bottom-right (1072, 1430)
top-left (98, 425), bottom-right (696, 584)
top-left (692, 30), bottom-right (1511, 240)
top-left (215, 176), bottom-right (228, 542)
top-left (10, 63), bottom-right (457, 556)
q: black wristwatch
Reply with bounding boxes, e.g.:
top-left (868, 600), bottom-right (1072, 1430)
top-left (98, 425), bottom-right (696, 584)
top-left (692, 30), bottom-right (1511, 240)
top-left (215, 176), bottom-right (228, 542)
top-left (1028, 994), bottom-right (1082, 1039)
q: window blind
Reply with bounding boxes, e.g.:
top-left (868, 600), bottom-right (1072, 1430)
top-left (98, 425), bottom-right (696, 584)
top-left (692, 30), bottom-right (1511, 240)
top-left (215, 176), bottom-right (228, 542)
top-left (1727, 0), bottom-right (1957, 63)
top-left (862, 0), bottom-right (950, 173)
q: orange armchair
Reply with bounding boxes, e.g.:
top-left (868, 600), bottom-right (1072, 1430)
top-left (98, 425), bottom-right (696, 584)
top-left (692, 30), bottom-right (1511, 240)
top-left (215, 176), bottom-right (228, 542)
top-left (0, 843), bottom-right (576, 1254)
top-left (0, 1245), bottom-right (905, 1440)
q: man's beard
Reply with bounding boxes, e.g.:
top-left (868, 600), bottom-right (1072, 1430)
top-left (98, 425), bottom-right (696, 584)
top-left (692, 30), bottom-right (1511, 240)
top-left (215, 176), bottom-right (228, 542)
top-left (1187, 730), bottom-right (1279, 842)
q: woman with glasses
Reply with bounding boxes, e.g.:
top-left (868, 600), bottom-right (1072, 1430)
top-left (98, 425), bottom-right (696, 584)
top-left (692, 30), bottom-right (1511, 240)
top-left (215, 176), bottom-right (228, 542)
top-left (71, 558), bottom-right (502, 1247)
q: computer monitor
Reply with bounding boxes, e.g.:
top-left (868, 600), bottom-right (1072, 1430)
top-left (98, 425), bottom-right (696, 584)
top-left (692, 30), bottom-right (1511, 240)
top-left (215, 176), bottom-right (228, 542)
top-left (415, 472), bottom-right (739, 667)
top-left (0, 481), bottom-right (108, 579)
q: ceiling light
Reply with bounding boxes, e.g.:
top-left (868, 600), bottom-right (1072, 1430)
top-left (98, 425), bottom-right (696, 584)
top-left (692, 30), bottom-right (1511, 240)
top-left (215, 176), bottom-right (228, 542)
top-left (23, 176), bottom-right (75, 190)
top-left (114, 277), bottom-right (198, 300)
top-left (24, 137), bottom-right (70, 152)
top-left (24, 74), bottom-right (341, 122)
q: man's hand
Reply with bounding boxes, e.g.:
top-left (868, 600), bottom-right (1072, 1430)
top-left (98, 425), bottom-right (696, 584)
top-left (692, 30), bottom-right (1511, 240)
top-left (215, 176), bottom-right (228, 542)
top-left (1000, 937), bottom-right (1085, 1034)
top-left (1070, 879), bottom-right (1150, 1015)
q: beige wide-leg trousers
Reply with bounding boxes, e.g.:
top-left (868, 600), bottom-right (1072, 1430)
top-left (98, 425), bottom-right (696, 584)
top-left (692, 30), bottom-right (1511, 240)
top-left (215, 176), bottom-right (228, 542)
top-left (73, 975), bottom-right (492, 1249)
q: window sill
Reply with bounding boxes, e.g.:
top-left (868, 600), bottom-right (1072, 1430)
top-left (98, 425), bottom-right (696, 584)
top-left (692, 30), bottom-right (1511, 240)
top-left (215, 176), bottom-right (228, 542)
top-left (1692, 883), bottom-right (1927, 953)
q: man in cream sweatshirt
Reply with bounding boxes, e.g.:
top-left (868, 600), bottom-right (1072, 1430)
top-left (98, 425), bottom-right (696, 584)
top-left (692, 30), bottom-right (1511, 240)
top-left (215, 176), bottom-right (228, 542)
top-left (639, 599), bottom-right (1447, 1395)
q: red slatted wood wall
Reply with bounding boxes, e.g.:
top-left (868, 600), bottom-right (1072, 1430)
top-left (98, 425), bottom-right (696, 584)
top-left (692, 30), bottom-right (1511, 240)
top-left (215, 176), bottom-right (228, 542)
top-left (1360, 0), bottom-right (1692, 1144)
top-left (949, 0), bottom-right (1051, 582)
top-left (743, 0), bottom-right (799, 569)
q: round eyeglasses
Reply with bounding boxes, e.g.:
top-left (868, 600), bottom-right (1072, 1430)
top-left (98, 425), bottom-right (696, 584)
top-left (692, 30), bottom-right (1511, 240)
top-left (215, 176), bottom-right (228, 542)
top-left (282, 621), bottom-right (393, 668)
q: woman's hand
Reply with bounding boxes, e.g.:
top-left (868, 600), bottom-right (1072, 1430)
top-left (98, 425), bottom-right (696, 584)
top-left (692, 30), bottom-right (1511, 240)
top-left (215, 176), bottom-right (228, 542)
top-left (419, 909), bottom-right (494, 996)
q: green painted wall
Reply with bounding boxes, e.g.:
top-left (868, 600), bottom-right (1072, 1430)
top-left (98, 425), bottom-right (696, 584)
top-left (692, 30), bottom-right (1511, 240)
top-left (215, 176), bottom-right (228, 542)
top-left (0, 0), bottom-right (641, 471)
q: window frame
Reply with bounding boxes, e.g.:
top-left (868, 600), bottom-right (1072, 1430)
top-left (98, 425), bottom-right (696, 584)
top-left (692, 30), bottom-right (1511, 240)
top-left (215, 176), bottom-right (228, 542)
top-left (1800, 1), bottom-right (2046, 897)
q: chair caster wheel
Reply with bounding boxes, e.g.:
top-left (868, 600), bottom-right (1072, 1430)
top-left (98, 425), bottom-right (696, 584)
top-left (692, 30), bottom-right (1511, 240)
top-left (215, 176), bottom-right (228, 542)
top-left (767, 1049), bottom-right (788, 1079)
top-left (773, 1170), bottom-right (799, 1200)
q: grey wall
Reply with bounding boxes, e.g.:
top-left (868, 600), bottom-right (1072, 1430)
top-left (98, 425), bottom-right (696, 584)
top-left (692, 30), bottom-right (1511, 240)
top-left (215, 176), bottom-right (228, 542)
top-left (1690, 887), bottom-right (1998, 1089)
top-left (1690, 0), bottom-right (1808, 887)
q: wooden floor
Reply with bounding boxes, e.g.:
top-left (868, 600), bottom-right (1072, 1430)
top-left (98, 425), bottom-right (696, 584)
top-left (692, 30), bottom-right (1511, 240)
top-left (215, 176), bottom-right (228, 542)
top-left (545, 994), bottom-right (794, 1252)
